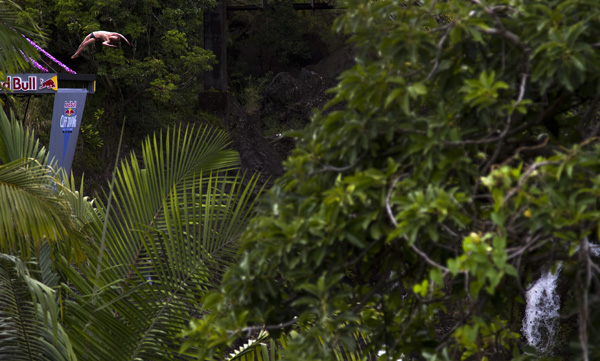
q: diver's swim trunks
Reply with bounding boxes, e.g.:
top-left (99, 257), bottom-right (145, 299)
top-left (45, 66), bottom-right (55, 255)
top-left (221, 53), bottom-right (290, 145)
top-left (90, 32), bottom-right (96, 40)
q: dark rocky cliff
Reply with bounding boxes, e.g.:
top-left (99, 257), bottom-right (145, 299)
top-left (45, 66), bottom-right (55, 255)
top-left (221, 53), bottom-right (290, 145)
top-left (226, 43), bottom-right (355, 186)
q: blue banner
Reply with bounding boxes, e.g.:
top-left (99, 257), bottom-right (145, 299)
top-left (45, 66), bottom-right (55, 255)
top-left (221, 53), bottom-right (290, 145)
top-left (47, 89), bottom-right (88, 176)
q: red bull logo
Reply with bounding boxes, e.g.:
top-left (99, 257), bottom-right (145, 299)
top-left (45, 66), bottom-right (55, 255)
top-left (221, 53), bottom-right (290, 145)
top-left (1, 74), bottom-right (58, 93)
top-left (39, 76), bottom-right (58, 91)
top-left (1, 75), bottom-right (36, 91)
top-left (63, 101), bottom-right (77, 117)
top-left (61, 100), bottom-right (78, 131)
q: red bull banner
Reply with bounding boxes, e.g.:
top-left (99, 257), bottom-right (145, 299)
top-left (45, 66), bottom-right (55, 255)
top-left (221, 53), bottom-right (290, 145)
top-left (47, 89), bottom-right (88, 177)
top-left (1, 73), bottom-right (58, 93)
top-left (60, 101), bottom-right (78, 131)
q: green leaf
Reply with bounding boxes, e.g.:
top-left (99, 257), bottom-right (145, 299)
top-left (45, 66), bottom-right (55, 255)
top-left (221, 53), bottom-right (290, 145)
top-left (400, 92), bottom-right (410, 114)
top-left (448, 258), bottom-right (462, 275)
top-left (385, 88), bottom-right (404, 108)
top-left (413, 279), bottom-right (429, 297)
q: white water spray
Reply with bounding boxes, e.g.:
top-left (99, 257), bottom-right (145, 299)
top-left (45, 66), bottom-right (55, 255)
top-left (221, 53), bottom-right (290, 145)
top-left (522, 265), bottom-right (562, 354)
top-left (590, 243), bottom-right (600, 257)
top-left (522, 240), bottom-right (600, 354)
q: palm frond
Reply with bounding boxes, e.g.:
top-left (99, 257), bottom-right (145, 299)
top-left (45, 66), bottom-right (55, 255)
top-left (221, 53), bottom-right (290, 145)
top-left (60, 124), bottom-right (264, 360)
top-left (0, 107), bottom-right (47, 165)
top-left (0, 157), bottom-right (82, 259)
top-left (95, 124), bottom-right (240, 278)
top-left (0, 253), bottom-right (75, 361)
top-left (56, 172), bottom-right (102, 262)
top-left (226, 330), bottom-right (271, 361)
top-left (0, 108), bottom-right (91, 263)
top-left (226, 328), bottom-right (370, 361)
top-left (0, 0), bottom-right (42, 74)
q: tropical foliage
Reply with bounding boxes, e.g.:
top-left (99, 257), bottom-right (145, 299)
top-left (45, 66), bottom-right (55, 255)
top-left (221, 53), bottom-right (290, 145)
top-left (57, 124), bottom-right (263, 361)
top-left (181, 0), bottom-right (600, 360)
top-left (0, 108), bottom-right (80, 359)
top-left (0, 107), bottom-right (263, 360)
top-left (0, 109), bottom-right (84, 260)
top-left (0, 0), bottom-right (42, 76)
top-left (6, 0), bottom-right (600, 360)
top-left (0, 252), bottom-right (75, 361)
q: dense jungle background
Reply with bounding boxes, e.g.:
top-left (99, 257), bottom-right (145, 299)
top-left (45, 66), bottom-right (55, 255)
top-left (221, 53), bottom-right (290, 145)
top-left (6, 0), bottom-right (346, 196)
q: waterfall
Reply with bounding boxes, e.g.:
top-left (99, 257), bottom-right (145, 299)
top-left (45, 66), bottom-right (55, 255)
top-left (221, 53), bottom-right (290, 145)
top-left (522, 240), bottom-right (600, 354)
top-left (591, 243), bottom-right (600, 257)
top-left (522, 265), bottom-right (562, 354)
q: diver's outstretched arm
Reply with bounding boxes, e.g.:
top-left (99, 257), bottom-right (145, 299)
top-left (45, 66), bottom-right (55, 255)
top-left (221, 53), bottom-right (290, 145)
top-left (114, 32), bottom-right (130, 46)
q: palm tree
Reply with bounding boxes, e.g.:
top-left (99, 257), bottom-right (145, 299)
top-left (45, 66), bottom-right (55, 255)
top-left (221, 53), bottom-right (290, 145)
top-left (0, 104), bottom-right (265, 360)
top-left (0, 252), bottom-right (75, 361)
top-left (0, 108), bottom-right (85, 260)
top-left (0, 0), bottom-right (42, 75)
top-left (55, 124), bottom-right (264, 360)
top-left (0, 108), bottom-right (83, 360)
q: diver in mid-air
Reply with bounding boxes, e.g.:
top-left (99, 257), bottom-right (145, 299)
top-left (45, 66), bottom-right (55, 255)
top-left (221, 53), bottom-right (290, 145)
top-left (71, 31), bottom-right (130, 59)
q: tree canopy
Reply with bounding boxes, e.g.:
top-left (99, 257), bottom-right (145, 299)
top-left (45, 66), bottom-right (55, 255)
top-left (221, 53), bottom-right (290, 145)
top-left (15, 0), bottom-right (216, 138)
top-left (0, 0), bottom-right (43, 77)
top-left (182, 0), bottom-right (600, 360)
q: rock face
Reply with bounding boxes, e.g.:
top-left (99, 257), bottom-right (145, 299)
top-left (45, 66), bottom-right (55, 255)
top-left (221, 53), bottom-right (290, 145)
top-left (227, 44), bottom-right (355, 185)
top-left (306, 43), bottom-right (355, 81)
top-left (262, 69), bottom-right (328, 134)
top-left (227, 97), bottom-right (285, 188)
top-left (261, 44), bottom-right (355, 127)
